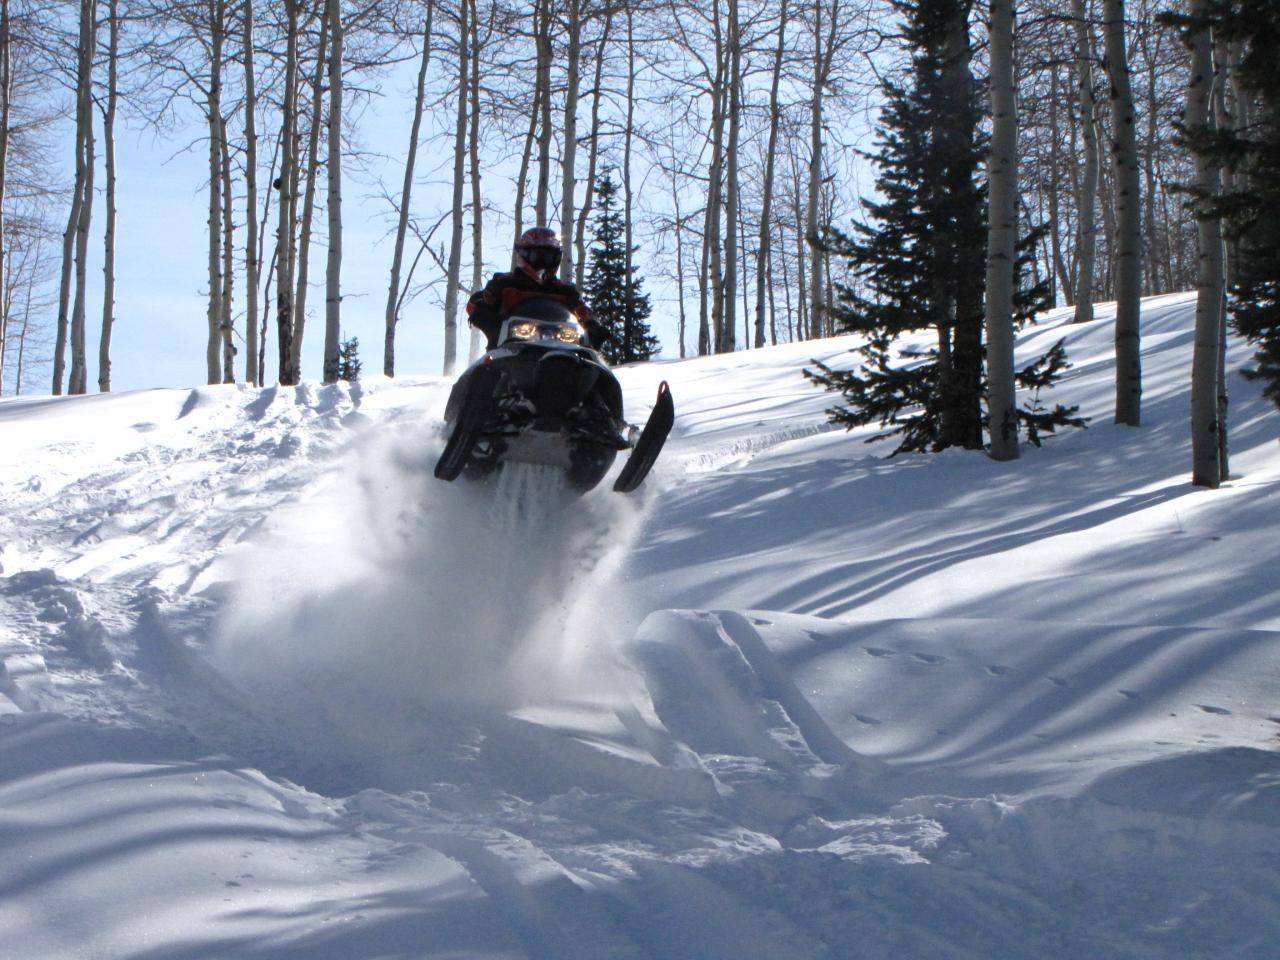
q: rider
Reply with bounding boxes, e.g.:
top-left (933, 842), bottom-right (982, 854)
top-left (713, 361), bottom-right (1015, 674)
top-left (466, 227), bottom-right (608, 350)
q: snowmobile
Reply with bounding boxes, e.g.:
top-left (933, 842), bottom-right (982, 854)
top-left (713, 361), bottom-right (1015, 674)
top-left (433, 298), bottom-right (674, 494)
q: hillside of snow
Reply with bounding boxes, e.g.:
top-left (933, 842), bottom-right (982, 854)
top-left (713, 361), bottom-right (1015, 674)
top-left (2, 291), bottom-right (1279, 958)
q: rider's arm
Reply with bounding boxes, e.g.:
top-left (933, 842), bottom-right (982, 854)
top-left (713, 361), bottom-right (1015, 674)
top-left (466, 280), bottom-right (503, 346)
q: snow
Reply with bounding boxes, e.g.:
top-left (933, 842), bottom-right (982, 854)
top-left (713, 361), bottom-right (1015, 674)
top-left (2, 291), bottom-right (1279, 958)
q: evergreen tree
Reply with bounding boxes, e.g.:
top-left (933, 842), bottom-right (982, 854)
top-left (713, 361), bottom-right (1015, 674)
top-left (805, 0), bottom-right (1078, 455)
top-left (338, 335), bottom-right (361, 382)
top-left (1182, 1), bottom-right (1280, 409)
top-left (585, 170), bottom-right (659, 364)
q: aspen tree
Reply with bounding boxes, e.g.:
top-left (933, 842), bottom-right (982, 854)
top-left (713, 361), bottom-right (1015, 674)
top-left (322, 0), bottom-right (343, 384)
top-left (986, 0), bottom-right (1019, 460)
top-left (97, 0), bottom-right (118, 391)
top-left (383, 3), bottom-right (433, 377)
top-left (442, 0), bottom-right (470, 375)
top-left (1102, 0), bottom-right (1143, 425)
top-left (276, 0), bottom-right (300, 385)
top-left (1072, 0), bottom-right (1100, 323)
top-left (1184, 0), bottom-right (1221, 487)
top-left (755, 0), bottom-right (787, 349)
top-left (243, 0), bottom-right (260, 385)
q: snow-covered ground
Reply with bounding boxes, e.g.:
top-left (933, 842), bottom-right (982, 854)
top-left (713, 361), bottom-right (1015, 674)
top-left (2, 292), bottom-right (1278, 958)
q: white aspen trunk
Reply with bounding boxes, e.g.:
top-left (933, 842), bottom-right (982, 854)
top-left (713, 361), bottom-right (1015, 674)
top-left (54, 0), bottom-right (94, 395)
top-left (807, 0), bottom-right (832, 340)
top-left (68, 0), bottom-right (98, 395)
top-left (205, 0), bottom-right (224, 385)
top-left (1139, 27), bottom-right (1161, 294)
top-left (276, 0), bottom-right (300, 385)
top-left (292, 21), bottom-right (328, 377)
top-left (512, 0), bottom-right (540, 261)
top-left (1047, 68), bottom-right (1072, 307)
top-left (321, 0), bottom-right (342, 384)
top-left (671, 171), bottom-right (688, 358)
top-left (755, 0), bottom-right (787, 348)
top-left (575, 12), bottom-right (611, 286)
top-left (383, 3), bottom-right (432, 377)
top-left (69, 5), bottom-right (97, 398)
top-left (468, 0), bottom-right (483, 362)
top-left (985, 0), bottom-right (1019, 461)
top-left (623, 6), bottom-right (637, 357)
top-left (1072, 0), bottom-right (1099, 323)
top-left (721, 0), bottom-right (741, 354)
top-left (442, 0), bottom-right (469, 375)
top-left (220, 117), bottom-right (235, 382)
top-left (0, 0), bottom-right (12, 394)
top-left (534, 0), bottom-right (552, 226)
top-left (1102, 0), bottom-right (1142, 425)
top-left (1186, 0), bottom-right (1221, 488)
top-left (708, 0), bottom-right (726, 352)
top-left (243, 0), bottom-right (260, 386)
top-left (96, 0), bottom-right (119, 394)
top-left (559, 0), bottom-right (581, 282)
top-left (258, 128), bottom-right (282, 385)
top-left (791, 147), bottom-right (809, 339)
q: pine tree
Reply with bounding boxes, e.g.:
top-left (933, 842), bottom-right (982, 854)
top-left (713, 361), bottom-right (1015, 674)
top-left (337, 335), bottom-right (361, 382)
top-left (804, 0), bottom-right (1079, 455)
top-left (585, 170), bottom-right (658, 365)
top-left (805, 0), bottom-right (986, 454)
top-left (1207, 2), bottom-right (1280, 408)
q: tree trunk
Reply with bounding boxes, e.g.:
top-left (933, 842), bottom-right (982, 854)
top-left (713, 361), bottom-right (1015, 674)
top-left (1102, 0), bottom-right (1142, 425)
top-left (243, 0), bottom-right (260, 386)
top-left (69, 32), bottom-right (97, 396)
top-left (985, 0), bottom-right (1019, 461)
top-left (204, 0), bottom-right (224, 385)
top-left (1185, 0), bottom-right (1221, 487)
top-left (671, 170), bottom-right (688, 358)
top-left (533, 0), bottom-right (552, 226)
top-left (442, 0), bottom-right (469, 375)
top-left (560, 0), bottom-right (581, 282)
top-left (322, 0), bottom-right (343, 384)
top-left (0, 0), bottom-right (8, 395)
top-left (468, 0), bottom-right (483, 362)
top-left (622, 6), bottom-right (638, 359)
top-left (384, 3), bottom-right (432, 377)
top-left (66, 0), bottom-right (98, 395)
top-left (220, 117), bottom-right (235, 381)
top-left (512, 0), bottom-right (540, 259)
top-left (575, 12), bottom-right (612, 286)
top-left (808, 0), bottom-right (833, 340)
top-left (754, 0), bottom-right (787, 348)
top-left (292, 20), bottom-right (328, 377)
top-left (1047, 67), bottom-right (1072, 307)
top-left (1072, 0), bottom-right (1099, 323)
top-left (721, 0), bottom-right (740, 353)
top-left (707, 0), bottom-right (725, 351)
top-left (94, 0), bottom-right (118, 391)
top-left (276, 0), bottom-right (300, 385)
top-left (1139, 24), bottom-right (1162, 294)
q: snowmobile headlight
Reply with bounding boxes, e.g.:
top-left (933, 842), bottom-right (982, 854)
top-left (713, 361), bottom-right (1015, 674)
top-left (553, 322), bottom-right (584, 343)
top-left (508, 320), bottom-right (539, 340)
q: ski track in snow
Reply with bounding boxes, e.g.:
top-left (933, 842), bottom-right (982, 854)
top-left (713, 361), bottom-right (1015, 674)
top-left (3, 292), bottom-right (1280, 958)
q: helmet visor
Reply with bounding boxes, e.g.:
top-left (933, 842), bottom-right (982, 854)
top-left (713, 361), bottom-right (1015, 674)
top-left (520, 246), bottom-right (562, 272)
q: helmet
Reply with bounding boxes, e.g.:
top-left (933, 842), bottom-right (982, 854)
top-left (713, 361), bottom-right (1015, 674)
top-left (515, 226), bottom-right (562, 275)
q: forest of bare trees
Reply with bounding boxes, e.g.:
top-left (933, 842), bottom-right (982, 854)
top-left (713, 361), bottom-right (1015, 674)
top-left (0, 0), bottom-right (1273, 482)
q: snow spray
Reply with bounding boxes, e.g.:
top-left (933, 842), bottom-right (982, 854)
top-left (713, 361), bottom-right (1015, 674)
top-left (213, 421), bottom-right (647, 755)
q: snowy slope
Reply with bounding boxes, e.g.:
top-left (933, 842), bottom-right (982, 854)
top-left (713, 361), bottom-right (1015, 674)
top-left (2, 291), bottom-right (1279, 959)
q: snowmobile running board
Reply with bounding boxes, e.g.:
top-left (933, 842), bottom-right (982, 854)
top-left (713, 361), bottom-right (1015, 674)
top-left (613, 381), bottom-right (674, 494)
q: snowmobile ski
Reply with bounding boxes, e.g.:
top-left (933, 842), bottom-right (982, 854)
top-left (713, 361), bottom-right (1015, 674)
top-left (434, 361), bottom-right (501, 482)
top-left (612, 381), bottom-right (674, 494)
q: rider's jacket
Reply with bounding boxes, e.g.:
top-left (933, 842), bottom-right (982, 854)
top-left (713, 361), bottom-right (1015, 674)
top-left (466, 269), bottom-right (602, 350)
